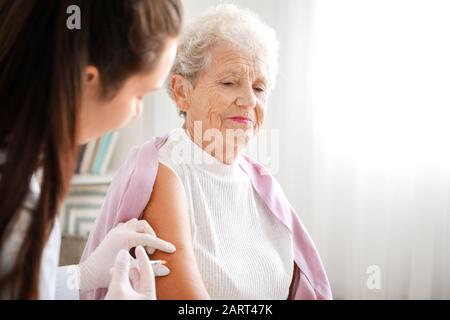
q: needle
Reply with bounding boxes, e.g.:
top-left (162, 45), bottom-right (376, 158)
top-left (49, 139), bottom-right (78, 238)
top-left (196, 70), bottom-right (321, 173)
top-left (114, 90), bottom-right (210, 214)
top-left (130, 259), bottom-right (166, 268)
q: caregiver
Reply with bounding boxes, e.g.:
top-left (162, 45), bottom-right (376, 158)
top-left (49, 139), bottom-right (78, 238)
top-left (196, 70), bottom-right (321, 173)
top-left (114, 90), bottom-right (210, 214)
top-left (0, 0), bottom-right (182, 299)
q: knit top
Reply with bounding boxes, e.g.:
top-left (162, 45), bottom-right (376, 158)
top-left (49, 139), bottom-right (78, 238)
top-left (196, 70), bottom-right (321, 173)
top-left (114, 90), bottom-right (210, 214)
top-left (158, 129), bottom-right (293, 299)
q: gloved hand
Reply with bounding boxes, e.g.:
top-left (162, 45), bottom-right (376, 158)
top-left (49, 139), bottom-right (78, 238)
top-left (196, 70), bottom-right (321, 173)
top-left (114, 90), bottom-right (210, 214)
top-left (104, 246), bottom-right (156, 300)
top-left (79, 218), bottom-right (175, 294)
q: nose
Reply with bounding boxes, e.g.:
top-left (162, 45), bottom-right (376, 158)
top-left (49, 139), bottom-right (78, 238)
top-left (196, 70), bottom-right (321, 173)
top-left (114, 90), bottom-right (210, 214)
top-left (134, 98), bottom-right (143, 117)
top-left (235, 83), bottom-right (257, 109)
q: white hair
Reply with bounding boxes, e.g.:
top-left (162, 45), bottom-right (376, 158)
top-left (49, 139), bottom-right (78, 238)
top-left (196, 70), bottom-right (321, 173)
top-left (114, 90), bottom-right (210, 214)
top-left (167, 4), bottom-right (279, 107)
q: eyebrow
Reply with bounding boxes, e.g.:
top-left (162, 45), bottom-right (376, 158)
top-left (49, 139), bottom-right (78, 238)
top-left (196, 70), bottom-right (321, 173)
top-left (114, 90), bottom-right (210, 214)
top-left (217, 69), bottom-right (268, 85)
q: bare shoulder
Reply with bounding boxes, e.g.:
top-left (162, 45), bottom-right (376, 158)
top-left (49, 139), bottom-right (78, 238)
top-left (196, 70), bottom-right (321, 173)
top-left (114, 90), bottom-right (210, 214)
top-left (143, 162), bottom-right (188, 221)
top-left (141, 162), bottom-right (209, 299)
top-left (142, 162), bottom-right (191, 252)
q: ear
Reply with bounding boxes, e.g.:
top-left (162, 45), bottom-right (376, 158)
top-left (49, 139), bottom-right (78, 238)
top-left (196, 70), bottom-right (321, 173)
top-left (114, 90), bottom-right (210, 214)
top-left (82, 65), bottom-right (101, 97)
top-left (170, 74), bottom-right (193, 113)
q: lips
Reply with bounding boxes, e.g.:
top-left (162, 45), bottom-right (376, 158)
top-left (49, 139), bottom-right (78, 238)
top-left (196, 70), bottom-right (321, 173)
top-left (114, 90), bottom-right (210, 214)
top-left (227, 116), bottom-right (254, 125)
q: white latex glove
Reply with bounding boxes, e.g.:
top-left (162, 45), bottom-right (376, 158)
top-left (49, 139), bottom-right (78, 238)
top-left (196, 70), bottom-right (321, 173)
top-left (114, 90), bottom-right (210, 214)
top-left (104, 246), bottom-right (156, 300)
top-left (79, 218), bottom-right (175, 294)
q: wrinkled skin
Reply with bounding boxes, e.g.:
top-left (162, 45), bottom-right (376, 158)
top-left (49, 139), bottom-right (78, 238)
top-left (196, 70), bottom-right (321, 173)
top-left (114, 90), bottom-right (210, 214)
top-left (171, 43), bottom-right (269, 164)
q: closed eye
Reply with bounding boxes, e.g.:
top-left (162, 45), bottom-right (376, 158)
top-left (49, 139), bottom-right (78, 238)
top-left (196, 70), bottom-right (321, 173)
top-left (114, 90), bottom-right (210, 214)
top-left (221, 82), bottom-right (235, 86)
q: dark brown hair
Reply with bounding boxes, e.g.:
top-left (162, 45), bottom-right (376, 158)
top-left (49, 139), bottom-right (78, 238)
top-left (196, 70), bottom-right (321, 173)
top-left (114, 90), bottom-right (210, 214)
top-left (0, 0), bottom-right (182, 299)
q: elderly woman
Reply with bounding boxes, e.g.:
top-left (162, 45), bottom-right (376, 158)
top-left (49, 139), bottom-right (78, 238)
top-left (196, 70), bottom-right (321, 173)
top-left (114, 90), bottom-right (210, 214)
top-left (81, 4), bottom-right (331, 300)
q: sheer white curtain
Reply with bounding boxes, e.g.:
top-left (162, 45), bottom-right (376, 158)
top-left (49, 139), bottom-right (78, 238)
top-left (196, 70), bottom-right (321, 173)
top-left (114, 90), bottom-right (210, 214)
top-left (112, 0), bottom-right (450, 299)
top-left (306, 0), bottom-right (450, 299)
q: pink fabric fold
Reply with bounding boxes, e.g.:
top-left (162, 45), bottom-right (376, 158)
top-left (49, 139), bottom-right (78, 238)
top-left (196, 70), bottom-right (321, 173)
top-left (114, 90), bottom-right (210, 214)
top-left (80, 133), bottom-right (332, 300)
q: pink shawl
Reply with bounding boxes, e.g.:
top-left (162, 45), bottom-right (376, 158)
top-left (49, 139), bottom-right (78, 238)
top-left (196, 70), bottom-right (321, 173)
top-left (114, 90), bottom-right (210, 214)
top-left (80, 134), bottom-right (332, 300)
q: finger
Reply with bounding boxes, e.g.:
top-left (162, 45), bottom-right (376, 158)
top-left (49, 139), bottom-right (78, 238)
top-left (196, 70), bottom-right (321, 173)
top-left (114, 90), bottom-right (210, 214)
top-left (153, 264), bottom-right (170, 277)
top-left (129, 260), bottom-right (141, 290)
top-left (129, 233), bottom-right (176, 253)
top-left (135, 220), bottom-right (156, 236)
top-left (135, 246), bottom-right (156, 299)
top-left (109, 250), bottom-right (131, 288)
top-left (125, 218), bottom-right (139, 228)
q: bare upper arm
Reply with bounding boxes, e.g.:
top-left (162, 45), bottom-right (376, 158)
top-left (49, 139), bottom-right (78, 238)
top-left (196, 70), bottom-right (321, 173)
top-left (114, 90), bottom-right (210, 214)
top-left (141, 162), bottom-right (210, 299)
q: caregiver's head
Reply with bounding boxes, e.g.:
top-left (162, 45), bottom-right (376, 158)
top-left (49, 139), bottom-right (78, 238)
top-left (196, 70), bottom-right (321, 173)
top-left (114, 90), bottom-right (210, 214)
top-left (78, 0), bottom-right (181, 143)
top-left (0, 0), bottom-right (182, 298)
top-left (167, 4), bottom-right (278, 164)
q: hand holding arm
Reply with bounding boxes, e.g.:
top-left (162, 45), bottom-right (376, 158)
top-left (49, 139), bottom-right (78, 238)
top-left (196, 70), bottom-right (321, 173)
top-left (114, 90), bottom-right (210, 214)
top-left (79, 218), bottom-right (175, 294)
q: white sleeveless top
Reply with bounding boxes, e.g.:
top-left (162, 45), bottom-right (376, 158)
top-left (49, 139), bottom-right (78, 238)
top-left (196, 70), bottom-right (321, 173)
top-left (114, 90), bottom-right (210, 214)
top-left (158, 129), bottom-right (293, 299)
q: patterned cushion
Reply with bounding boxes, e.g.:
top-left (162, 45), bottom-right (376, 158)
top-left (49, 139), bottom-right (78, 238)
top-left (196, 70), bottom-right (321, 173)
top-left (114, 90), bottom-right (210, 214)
top-left (59, 184), bottom-right (109, 238)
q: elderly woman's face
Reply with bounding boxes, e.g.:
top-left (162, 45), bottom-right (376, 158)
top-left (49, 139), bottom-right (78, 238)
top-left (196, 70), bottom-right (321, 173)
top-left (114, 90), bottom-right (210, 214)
top-left (184, 43), bottom-right (268, 144)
